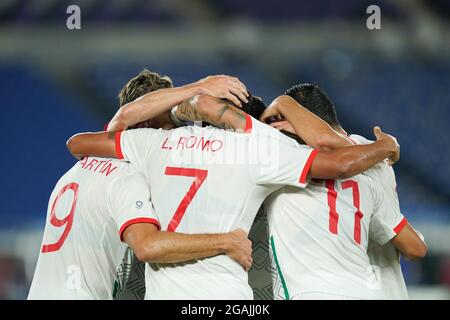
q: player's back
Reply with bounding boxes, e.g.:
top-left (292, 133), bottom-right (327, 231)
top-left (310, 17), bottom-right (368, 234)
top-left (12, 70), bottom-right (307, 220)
top-left (132, 125), bottom-right (271, 299)
top-left (117, 118), bottom-right (317, 299)
top-left (28, 157), bottom-right (144, 299)
top-left (266, 173), bottom-right (386, 300)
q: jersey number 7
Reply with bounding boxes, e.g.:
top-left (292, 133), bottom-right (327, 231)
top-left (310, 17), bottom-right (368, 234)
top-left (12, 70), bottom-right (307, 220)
top-left (165, 167), bottom-right (208, 232)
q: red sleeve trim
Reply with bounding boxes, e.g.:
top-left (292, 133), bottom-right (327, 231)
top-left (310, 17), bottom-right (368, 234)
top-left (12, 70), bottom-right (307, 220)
top-left (244, 115), bottom-right (253, 133)
top-left (393, 217), bottom-right (408, 234)
top-left (115, 131), bottom-right (124, 160)
top-left (299, 149), bottom-right (319, 184)
top-left (103, 122), bottom-right (110, 131)
top-left (119, 217), bottom-right (161, 242)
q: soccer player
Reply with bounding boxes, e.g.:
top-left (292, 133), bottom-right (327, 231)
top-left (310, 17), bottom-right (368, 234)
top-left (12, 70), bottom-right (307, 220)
top-left (67, 91), bottom-right (400, 299)
top-left (259, 85), bottom-right (427, 299)
top-left (28, 73), bottom-right (253, 300)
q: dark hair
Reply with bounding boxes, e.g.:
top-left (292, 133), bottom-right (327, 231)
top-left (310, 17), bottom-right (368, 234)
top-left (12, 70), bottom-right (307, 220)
top-left (241, 95), bottom-right (266, 120)
top-left (284, 83), bottom-right (340, 128)
top-left (119, 69), bottom-right (173, 107)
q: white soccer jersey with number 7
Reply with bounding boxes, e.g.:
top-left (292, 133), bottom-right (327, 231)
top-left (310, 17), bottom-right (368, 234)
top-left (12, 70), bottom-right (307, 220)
top-left (28, 157), bottom-right (159, 300)
top-left (116, 116), bottom-right (318, 299)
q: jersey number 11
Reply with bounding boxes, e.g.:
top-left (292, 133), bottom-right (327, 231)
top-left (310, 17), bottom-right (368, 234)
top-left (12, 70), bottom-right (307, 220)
top-left (326, 179), bottom-right (364, 244)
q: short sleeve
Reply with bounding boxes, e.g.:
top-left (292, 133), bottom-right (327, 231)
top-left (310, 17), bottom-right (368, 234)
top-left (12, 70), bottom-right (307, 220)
top-left (115, 128), bottom-right (159, 172)
top-left (109, 172), bottom-right (160, 242)
top-left (350, 134), bottom-right (407, 245)
top-left (249, 119), bottom-right (319, 188)
top-left (369, 182), bottom-right (407, 245)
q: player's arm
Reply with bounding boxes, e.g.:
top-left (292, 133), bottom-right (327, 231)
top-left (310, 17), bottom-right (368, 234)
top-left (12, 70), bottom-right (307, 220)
top-left (67, 131), bottom-right (116, 160)
top-left (260, 95), bottom-right (352, 150)
top-left (112, 174), bottom-right (252, 270)
top-left (390, 224), bottom-right (427, 261)
top-left (369, 179), bottom-right (427, 261)
top-left (309, 126), bottom-right (400, 180)
top-left (174, 94), bottom-right (248, 131)
top-left (123, 224), bottom-right (253, 270)
top-left (67, 95), bottom-right (249, 159)
top-left (108, 75), bottom-right (249, 132)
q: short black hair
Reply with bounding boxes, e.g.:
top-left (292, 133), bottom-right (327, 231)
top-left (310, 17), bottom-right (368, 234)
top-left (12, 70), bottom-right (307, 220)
top-left (241, 94), bottom-right (266, 120)
top-left (284, 83), bottom-right (340, 128)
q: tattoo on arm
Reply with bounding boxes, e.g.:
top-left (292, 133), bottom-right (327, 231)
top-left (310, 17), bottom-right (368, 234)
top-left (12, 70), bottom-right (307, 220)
top-left (175, 97), bottom-right (247, 131)
top-left (214, 103), bottom-right (247, 130)
top-left (107, 131), bottom-right (116, 140)
top-left (175, 98), bottom-right (202, 123)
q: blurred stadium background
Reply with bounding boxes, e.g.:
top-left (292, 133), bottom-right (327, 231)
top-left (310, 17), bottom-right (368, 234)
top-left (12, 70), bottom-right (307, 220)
top-left (0, 0), bottom-right (449, 299)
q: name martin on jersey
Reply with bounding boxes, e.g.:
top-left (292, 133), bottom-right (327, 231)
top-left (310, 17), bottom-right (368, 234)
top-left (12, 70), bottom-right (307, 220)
top-left (79, 157), bottom-right (118, 176)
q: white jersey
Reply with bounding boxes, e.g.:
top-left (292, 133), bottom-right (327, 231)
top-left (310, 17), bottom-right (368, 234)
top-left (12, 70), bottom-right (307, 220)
top-left (28, 157), bottom-right (159, 300)
top-left (116, 116), bottom-right (318, 299)
top-left (265, 165), bottom-right (406, 299)
top-left (349, 134), bottom-right (409, 299)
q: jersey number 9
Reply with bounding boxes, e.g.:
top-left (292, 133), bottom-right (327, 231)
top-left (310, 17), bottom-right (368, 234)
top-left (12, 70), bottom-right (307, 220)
top-left (42, 183), bottom-right (79, 253)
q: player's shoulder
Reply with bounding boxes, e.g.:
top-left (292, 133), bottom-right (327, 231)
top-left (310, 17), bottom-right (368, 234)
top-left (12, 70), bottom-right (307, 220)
top-left (128, 127), bottom-right (162, 133)
top-left (108, 166), bottom-right (149, 194)
top-left (56, 157), bottom-right (136, 205)
top-left (349, 134), bottom-right (373, 145)
top-left (72, 157), bottom-right (142, 191)
top-left (350, 134), bottom-right (396, 181)
top-left (107, 160), bottom-right (144, 182)
top-left (248, 116), bottom-right (275, 135)
top-left (79, 156), bottom-right (129, 172)
top-left (122, 127), bottom-right (166, 139)
top-left (361, 163), bottom-right (396, 194)
top-left (203, 115), bottom-right (296, 145)
top-left (52, 160), bottom-right (84, 190)
top-left (358, 172), bottom-right (383, 192)
top-left (119, 166), bottom-right (146, 181)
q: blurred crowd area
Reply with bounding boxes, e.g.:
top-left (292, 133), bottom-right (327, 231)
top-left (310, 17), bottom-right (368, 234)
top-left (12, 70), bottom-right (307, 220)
top-left (0, 0), bottom-right (449, 299)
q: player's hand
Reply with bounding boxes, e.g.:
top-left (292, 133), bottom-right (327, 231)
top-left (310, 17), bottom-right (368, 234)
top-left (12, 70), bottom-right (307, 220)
top-left (196, 75), bottom-right (249, 107)
top-left (259, 101), bottom-right (284, 123)
top-left (224, 229), bottom-right (253, 272)
top-left (373, 126), bottom-right (400, 165)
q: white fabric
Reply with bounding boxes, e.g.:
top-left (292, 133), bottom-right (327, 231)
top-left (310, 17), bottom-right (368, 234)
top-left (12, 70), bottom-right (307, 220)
top-left (350, 134), bottom-right (409, 299)
top-left (28, 157), bottom-right (157, 300)
top-left (266, 173), bottom-right (393, 300)
top-left (118, 117), bottom-right (316, 299)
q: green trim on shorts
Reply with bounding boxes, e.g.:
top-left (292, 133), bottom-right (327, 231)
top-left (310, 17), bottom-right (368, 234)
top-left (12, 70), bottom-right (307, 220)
top-left (270, 235), bottom-right (290, 300)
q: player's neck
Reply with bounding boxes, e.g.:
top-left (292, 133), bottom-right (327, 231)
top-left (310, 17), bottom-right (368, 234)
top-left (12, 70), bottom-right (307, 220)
top-left (155, 112), bottom-right (176, 129)
top-left (162, 111), bottom-right (176, 129)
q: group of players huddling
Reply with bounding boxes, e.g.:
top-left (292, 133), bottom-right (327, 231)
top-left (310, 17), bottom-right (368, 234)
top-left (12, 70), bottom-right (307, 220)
top-left (28, 71), bottom-right (427, 300)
